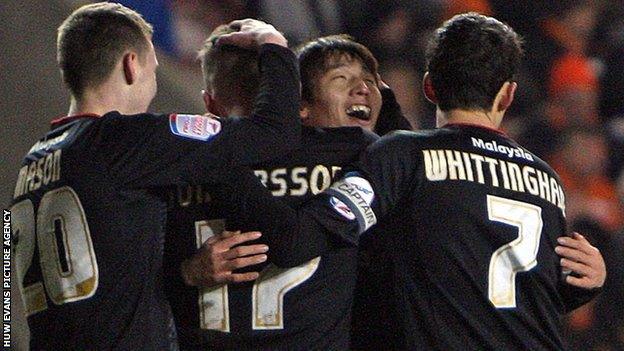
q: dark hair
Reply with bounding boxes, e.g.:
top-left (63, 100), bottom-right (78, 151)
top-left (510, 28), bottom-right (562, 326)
top-left (198, 25), bottom-right (260, 105)
top-left (57, 2), bottom-right (153, 98)
top-left (425, 12), bottom-right (523, 111)
top-left (296, 35), bottom-right (379, 103)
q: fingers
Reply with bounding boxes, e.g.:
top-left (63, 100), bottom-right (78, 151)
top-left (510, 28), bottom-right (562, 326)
top-left (184, 249), bottom-right (266, 287)
top-left (221, 231), bottom-right (262, 248)
top-left (555, 245), bottom-right (591, 263)
top-left (217, 18), bottom-right (287, 48)
top-left (556, 235), bottom-right (583, 250)
top-left (206, 230), bottom-right (240, 244)
top-left (208, 231), bottom-right (261, 251)
top-left (376, 73), bottom-right (390, 89)
top-left (210, 257), bottom-right (265, 285)
top-left (565, 275), bottom-right (594, 289)
top-left (560, 258), bottom-right (592, 276)
top-left (222, 244), bottom-right (268, 260)
top-left (557, 233), bottom-right (598, 256)
top-left (220, 230), bottom-right (241, 239)
top-left (557, 232), bottom-right (607, 289)
top-left (217, 32), bottom-right (257, 48)
top-left (183, 230), bottom-right (268, 287)
top-left (222, 254), bottom-right (268, 271)
top-left (225, 271), bottom-right (261, 284)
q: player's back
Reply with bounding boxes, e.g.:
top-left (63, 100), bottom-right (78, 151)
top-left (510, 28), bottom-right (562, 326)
top-left (353, 124), bottom-right (585, 350)
top-left (165, 126), bottom-right (377, 350)
top-left (10, 114), bottom-right (184, 349)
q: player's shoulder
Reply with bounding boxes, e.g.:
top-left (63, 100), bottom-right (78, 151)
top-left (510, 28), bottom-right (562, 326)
top-left (522, 148), bottom-right (561, 179)
top-left (96, 111), bottom-right (168, 125)
top-left (25, 116), bottom-right (100, 159)
top-left (368, 129), bottom-right (438, 152)
top-left (302, 126), bottom-right (379, 146)
top-left (96, 111), bottom-right (225, 141)
top-left (84, 111), bottom-right (167, 134)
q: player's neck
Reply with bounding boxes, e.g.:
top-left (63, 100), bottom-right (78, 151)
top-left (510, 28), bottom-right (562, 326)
top-left (226, 105), bottom-right (252, 118)
top-left (67, 87), bottom-right (142, 117)
top-left (436, 108), bottom-right (503, 129)
top-left (68, 96), bottom-right (93, 117)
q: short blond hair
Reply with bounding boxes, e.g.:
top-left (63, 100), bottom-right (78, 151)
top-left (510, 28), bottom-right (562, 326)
top-left (198, 25), bottom-right (260, 106)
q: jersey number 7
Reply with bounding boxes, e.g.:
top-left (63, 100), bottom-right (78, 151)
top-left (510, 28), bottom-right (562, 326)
top-left (487, 195), bottom-right (543, 308)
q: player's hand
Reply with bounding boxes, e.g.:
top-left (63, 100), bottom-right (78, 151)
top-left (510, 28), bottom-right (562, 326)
top-left (217, 19), bottom-right (287, 49)
top-left (180, 230), bottom-right (268, 287)
top-left (555, 232), bottom-right (606, 289)
top-left (376, 74), bottom-right (390, 90)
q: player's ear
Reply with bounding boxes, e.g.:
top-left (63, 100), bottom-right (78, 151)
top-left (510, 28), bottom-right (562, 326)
top-left (423, 72), bottom-right (438, 105)
top-left (122, 51), bottom-right (138, 85)
top-left (203, 89), bottom-right (221, 116)
top-left (494, 81), bottom-right (517, 112)
top-left (300, 100), bottom-right (311, 120)
top-left (202, 89), bottom-right (213, 113)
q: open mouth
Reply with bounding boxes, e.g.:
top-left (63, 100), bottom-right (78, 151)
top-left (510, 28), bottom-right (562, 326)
top-left (346, 105), bottom-right (372, 121)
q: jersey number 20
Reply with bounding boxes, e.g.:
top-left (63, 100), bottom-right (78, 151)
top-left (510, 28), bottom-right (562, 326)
top-left (11, 186), bottom-right (98, 316)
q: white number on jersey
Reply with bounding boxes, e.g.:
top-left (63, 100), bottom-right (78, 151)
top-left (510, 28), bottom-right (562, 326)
top-left (487, 195), bottom-right (543, 308)
top-left (195, 220), bottom-right (319, 331)
top-left (11, 186), bottom-right (98, 315)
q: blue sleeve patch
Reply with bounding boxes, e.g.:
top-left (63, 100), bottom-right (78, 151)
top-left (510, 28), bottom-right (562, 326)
top-left (169, 114), bottom-right (222, 141)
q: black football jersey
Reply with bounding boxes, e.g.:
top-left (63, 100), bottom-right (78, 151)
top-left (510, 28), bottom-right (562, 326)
top-left (346, 124), bottom-right (599, 350)
top-left (164, 126), bottom-right (378, 350)
top-left (9, 44), bottom-right (300, 350)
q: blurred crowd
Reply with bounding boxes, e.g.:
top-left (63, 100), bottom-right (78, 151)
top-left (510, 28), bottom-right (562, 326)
top-left (118, 0), bottom-right (624, 349)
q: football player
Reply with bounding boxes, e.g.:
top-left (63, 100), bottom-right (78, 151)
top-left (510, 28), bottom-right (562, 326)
top-left (336, 13), bottom-right (606, 350)
top-left (164, 33), bottom-right (407, 349)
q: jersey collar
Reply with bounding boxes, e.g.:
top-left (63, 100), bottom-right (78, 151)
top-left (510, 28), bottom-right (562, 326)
top-left (51, 113), bottom-right (102, 127)
top-left (443, 123), bottom-right (508, 137)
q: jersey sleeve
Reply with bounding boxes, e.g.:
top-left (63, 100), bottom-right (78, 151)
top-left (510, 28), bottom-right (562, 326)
top-left (301, 132), bottom-right (419, 245)
top-left (219, 44), bottom-right (302, 165)
top-left (215, 167), bottom-right (362, 268)
top-left (373, 88), bottom-right (412, 136)
top-left (91, 44), bottom-right (300, 188)
top-left (353, 132), bottom-right (420, 218)
top-left (208, 134), bottom-right (418, 267)
top-left (559, 284), bottom-right (602, 313)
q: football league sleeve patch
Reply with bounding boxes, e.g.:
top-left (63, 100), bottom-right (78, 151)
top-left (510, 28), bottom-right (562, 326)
top-left (169, 114), bottom-right (222, 141)
top-left (323, 172), bottom-right (377, 234)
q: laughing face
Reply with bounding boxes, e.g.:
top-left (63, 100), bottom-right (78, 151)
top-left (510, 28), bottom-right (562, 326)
top-left (301, 54), bottom-right (382, 131)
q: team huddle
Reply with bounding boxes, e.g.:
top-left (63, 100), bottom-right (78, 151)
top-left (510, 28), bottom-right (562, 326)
top-left (10, 3), bottom-right (606, 350)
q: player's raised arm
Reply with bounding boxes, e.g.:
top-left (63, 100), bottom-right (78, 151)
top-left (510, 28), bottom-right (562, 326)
top-left (203, 132), bottom-right (418, 268)
top-left (206, 167), bottom-right (363, 267)
top-left (374, 77), bottom-right (413, 136)
top-left (176, 136), bottom-right (409, 274)
top-left (217, 19), bottom-right (302, 165)
top-left (329, 131), bottom-right (420, 224)
top-left (94, 20), bottom-right (301, 188)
